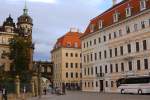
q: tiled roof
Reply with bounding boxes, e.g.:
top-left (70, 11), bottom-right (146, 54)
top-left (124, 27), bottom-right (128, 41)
top-left (53, 31), bottom-right (82, 50)
top-left (82, 0), bottom-right (150, 38)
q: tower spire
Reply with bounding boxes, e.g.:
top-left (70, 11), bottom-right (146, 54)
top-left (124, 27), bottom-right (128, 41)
top-left (23, 0), bottom-right (28, 15)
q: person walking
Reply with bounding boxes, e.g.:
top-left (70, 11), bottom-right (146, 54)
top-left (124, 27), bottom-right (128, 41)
top-left (2, 88), bottom-right (7, 100)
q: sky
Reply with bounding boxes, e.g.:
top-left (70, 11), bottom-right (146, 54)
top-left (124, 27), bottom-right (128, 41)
top-left (0, 0), bottom-right (122, 61)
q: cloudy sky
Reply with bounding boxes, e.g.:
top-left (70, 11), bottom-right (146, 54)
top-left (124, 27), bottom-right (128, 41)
top-left (0, 0), bottom-right (122, 61)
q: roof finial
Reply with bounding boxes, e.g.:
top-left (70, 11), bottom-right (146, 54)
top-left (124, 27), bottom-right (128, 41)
top-left (23, 0), bottom-right (28, 15)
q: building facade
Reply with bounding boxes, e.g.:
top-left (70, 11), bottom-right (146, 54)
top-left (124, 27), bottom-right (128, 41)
top-left (51, 29), bottom-right (82, 90)
top-left (0, 5), bottom-right (33, 72)
top-left (81, 0), bottom-right (150, 92)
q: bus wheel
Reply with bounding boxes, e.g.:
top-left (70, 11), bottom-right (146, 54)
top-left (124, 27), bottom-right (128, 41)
top-left (121, 89), bottom-right (125, 94)
top-left (138, 89), bottom-right (142, 94)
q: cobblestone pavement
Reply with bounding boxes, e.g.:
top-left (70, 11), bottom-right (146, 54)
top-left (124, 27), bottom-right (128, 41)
top-left (29, 91), bottom-right (150, 100)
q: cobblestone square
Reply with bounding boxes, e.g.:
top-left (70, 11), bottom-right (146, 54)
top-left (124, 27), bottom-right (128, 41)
top-left (29, 91), bottom-right (150, 100)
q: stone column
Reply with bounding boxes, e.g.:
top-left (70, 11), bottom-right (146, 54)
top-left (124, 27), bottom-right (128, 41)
top-left (15, 75), bottom-right (20, 98)
top-left (31, 77), bottom-right (35, 97)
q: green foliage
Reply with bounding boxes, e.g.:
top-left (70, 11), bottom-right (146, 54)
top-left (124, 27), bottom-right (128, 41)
top-left (9, 36), bottom-right (31, 81)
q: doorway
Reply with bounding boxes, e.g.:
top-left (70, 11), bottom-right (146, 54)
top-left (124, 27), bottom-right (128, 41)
top-left (99, 80), bottom-right (104, 92)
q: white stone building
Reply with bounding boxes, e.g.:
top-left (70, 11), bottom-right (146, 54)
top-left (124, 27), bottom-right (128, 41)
top-left (81, 0), bottom-right (150, 93)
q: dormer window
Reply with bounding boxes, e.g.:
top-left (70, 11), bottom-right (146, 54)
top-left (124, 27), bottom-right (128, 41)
top-left (90, 24), bottom-right (94, 33)
top-left (113, 11), bottom-right (119, 23)
top-left (98, 20), bottom-right (103, 29)
top-left (140, 0), bottom-right (146, 11)
top-left (74, 42), bottom-right (78, 48)
top-left (126, 4), bottom-right (132, 17)
top-left (66, 43), bottom-right (71, 48)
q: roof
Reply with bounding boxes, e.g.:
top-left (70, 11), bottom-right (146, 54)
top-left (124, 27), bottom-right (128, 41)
top-left (52, 31), bottom-right (82, 51)
top-left (82, 0), bottom-right (150, 38)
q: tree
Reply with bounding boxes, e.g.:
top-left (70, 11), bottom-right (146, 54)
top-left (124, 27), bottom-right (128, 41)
top-left (9, 35), bottom-right (32, 82)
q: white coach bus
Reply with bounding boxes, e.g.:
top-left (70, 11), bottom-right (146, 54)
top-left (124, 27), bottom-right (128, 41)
top-left (117, 76), bottom-right (150, 94)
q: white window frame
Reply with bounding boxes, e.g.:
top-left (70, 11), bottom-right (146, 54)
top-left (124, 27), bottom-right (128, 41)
top-left (126, 4), bottom-right (132, 17)
top-left (90, 24), bottom-right (94, 33)
top-left (98, 20), bottom-right (103, 29)
top-left (113, 11), bottom-right (119, 23)
top-left (140, 0), bottom-right (147, 11)
top-left (74, 42), bottom-right (78, 48)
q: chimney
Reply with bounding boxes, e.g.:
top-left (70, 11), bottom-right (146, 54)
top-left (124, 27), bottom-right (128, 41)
top-left (113, 0), bottom-right (117, 6)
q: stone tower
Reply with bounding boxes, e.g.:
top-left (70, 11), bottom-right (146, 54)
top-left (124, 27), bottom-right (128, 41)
top-left (17, 2), bottom-right (34, 70)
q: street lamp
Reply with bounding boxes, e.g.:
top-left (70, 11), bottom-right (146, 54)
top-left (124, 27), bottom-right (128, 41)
top-left (37, 61), bottom-right (42, 98)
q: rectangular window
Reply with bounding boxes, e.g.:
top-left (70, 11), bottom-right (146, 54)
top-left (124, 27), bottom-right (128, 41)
top-left (106, 81), bottom-right (108, 87)
top-left (71, 72), bottom-right (73, 78)
top-left (136, 42), bottom-right (140, 52)
top-left (71, 53), bottom-right (73, 57)
top-left (76, 73), bottom-right (78, 78)
top-left (91, 53), bottom-right (93, 61)
top-left (113, 12), bottom-right (119, 22)
top-left (87, 42), bottom-right (89, 48)
top-left (66, 53), bottom-right (68, 57)
top-left (143, 40), bottom-right (147, 50)
top-left (91, 67), bottom-right (93, 75)
top-left (84, 43), bottom-right (86, 48)
top-left (75, 63), bottom-right (78, 68)
top-left (96, 81), bottom-right (98, 87)
top-left (134, 24), bottom-right (138, 31)
top-left (127, 44), bottom-right (131, 53)
top-left (115, 48), bottom-right (117, 56)
top-left (110, 49), bottom-right (112, 58)
top-left (114, 32), bottom-right (117, 38)
top-left (126, 6), bottom-right (131, 17)
top-left (144, 59), bottom-right (148, 69)
top-left (140, 0), bottom-right (146, 11)
top-left (100, 66), bottom-right (102, 73)
top-left (104, 50), bottom-right (107, 58)
top-left (104, 36), bottom-right (106, 42)
top-left (66, 72), bottom-right (68, 78)
top-left (90, 41), bottom-right (92, 46)
top-left (128, 61), bottom-right (132, 71)
top-left (119, 30), bottom-right (122, 36)
top-left (99, 37), bottom-right (101, 43)
top-left (99, 52), bottom-right (101, 60)
top-left (126, 26), bottom-right (130, 34)
top-left (141, 21), bottom-right (145, 29)
top-left (120, 46), bottom-right (123, 55)
top-left (84, 56), bottom-right (86, 63)
top-left (66, 63), bottom-right (68, 68)
top-left (121, 63), bottom-right (124, 72)
top-left (110, 64), bottom-right (113, 73)
top-left (137, 60), bottom-right (141, 70)
top-left (116, 64), bottom-right (118, 72)
top-left (105, 65), bottom-right (108, 73)
top-left (95, 67), bottom-right (98, 74)
top-left (109, 33), bottom-right (111, 40)
top-left (71, 63), bottom-right (73, 68)
top-left (87, 55), bottom-right (89, 62)
top-left (95, 53), bottom-right (97, 60)
top-left (111, 81), bottom-right (114, 87)
top-left (88, 68), bottom-right (90, 75)
top-left (90, 24), bottom-right (94, 32)
top-left (94, 39), bottom-right (96, 45)
top-left (98, 20), bottom-right (103, 29)
top-left (84, 68), bottom-right (86, 75)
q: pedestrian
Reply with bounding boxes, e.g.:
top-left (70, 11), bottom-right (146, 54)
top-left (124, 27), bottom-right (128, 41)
top-left (2, 88), bottom-right (7, 100)
top-left (44, 87), bottom-right (47, 95)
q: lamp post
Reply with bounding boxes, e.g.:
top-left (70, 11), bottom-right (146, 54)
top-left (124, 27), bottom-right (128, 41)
top-left (37, 61), bottom-right (42, 98)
